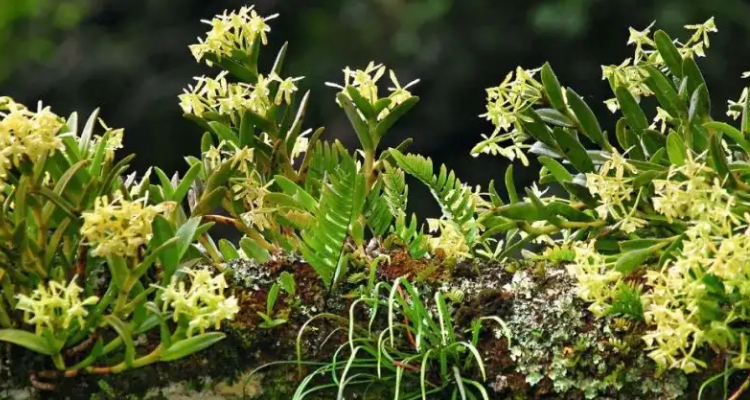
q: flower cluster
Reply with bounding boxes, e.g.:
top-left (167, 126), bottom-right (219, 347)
top-left (727, 71), bottom-right (750, 120)
top-left (0, 97), bottom-right (64, 197)
top-left (81, 191), bottom-right (172, 258)
top-left (472, 67), bottom-right (544, 166)
top-left (567, 240), bottom-right (621, 316)
top-left (426, 218), bottom-right (471, 259)
top-left (326, 61), bottom-right (420, 121)
top-left (15, 278), bottom-right (100, 335)
top-left (482, 67), bottom-right (544, 132)
top-left (601, 18), bottom-right (716, 112)
top-left (179, 71), bottom-right (302, 120)
top-left (189, 5), bottom-right (278, 63)
top-left (585, 149), bottom-right (646, 233)
top-left (641, 158), bottom-right (744, 372)
top-left (90, 120), bottom-right (125, 162)
top-left (231, 168), bottom-right (274, 231)
top-left (159, 266), bottom-right (240, 337)
top-left (568, 155), bottom-right (750, 373)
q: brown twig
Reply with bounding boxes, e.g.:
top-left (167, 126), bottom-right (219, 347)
top-left (729, 370), bottom-right (750, 400)
top-left (64, 331), bottom-right (100, 357)
top-left (74, 244), bottom-right (88, 283)
top-left (29, 373), bottom-right (57, 391)
top-left (201, 214), bottom-right (243, 229)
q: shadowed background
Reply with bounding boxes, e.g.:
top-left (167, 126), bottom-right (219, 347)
top-left (1, 0), bottom-right (750, 217)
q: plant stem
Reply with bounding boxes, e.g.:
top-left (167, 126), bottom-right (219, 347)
top-left (729, 370), bottom-right (750, 400)
top-left (363, 149), bottom-right (376, 192)
top-left (0, 297), bottom-right (11, 328)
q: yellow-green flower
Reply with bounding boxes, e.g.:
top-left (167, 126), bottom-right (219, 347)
top-left (0, 97), bottom-right (64, 198)
top-left (15, 278), bottom-right (100, 335)
top-left (81, 192), bottom-right (172, 258)
top-left (189, 6), bottom-right (278, 63)
top-left (159, 266), bottom-right (239, 337)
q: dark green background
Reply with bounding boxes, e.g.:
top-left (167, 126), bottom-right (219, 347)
top-left (1, 0), bottom-right (749, 216)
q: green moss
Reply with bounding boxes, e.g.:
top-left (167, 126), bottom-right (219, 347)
top-left (1, 260), bottom-right (695, 399)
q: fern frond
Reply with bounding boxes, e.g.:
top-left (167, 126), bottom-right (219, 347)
top-left (391, 151), bottom-right (478, 246)
top-left (279, 210), bottom-right (316, 230)
top-left (300, 146), bottom-right (365, 288)
top-left (382, 163), bottom-right (407, 214)
top-left (394, 213), bottom-right (429, 258)
top-left (305, 140), bottom-right (344, 197)
top-left (380, 164), bottom-right (429, 257)
top-left (364, 179), bottom-right (393, 237)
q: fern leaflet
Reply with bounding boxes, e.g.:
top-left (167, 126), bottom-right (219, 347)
top-left (390, 151), bottom-right (477, 245)
top-left (300, 146), bottom-right (364, 288)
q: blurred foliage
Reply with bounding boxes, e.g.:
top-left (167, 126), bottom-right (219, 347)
top-left (0, 0), bottom-right (90, 80)
top-left (1, 0), bottom-right (750, 218)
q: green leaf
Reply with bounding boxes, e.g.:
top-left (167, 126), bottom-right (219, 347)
top-left (641, 129), bottom-right (667, 157)
top-left (274, 175), bottom-right (317, 212)
top-left (519, 109), bottom-right (556, 148)
top-left (683, 57), bottom-right (708, 103)
top-left (266, 283), bottom-right (280, 315)
top-left (270, 41), bottom-right (289, 76)
top-left (201, 131), bottom-right (214, 154)
top-left (525, 188), bottom-right (563, 227)
top-left (536, 108), bottom-right (575, 128)
top-left (561, 181), bottom-right (597, 208)
top-left (218, 239), bottom-right (240, 261)
top-left (279, 271), bottom-right (296, 296)
top-left (505, 164), bottom-right (518, 204)
top-left (538, 156), bottom-right (572, 183)
top-left (207, 121), bottom-right (239, 145)
top-left (240, 237), bottom-right (270, 263)
top-left (36, 187), bottom-right (78, 221)
top-left (566, 88), bottom-right (606, 148)
top-left (709, 132), bottom-right (731, 182)
top-left (154, 167), bottom-right (175, 200)
top-left (615, 246), bottom-right (660, 274)
top-left (285, 91), bottom-right (311, 154)
top-left (666, 130), bottom-right (687, 166)
top-left (172, 163), bottom-right (203, 204)
top-left (619, 239), bottom-right (665, 252)
top-left (743, 86), bottom-right (750, 137)
top-left (151, 215), bottom-right (179, 279)
top-left (552, 128), bottom-right (594, 173)
top-left (633, 170), bottom-right (665, 188)
top-left (176, 218), bottom-right (199, 254)
top-left (704, 121), bottom-right (750, 155)
top-left (653, 30), bottom-right (683, 77)
top-left (688, 84), bottom-right (710, 122)
top-left (106, 256), bottom-right (129, 289)
top-left (541, 62), bottom-right (567, 112)
top-left (161, 332), bottom-right (226, 362)
top-left (78, 108), bottom-right (100, 155)
top-left (132, 237), bottom-right (180, 281)
top-left (644, 65), bottom-right (682, 117)
top-left (337, 93), bottom-right (373, 151)
top-left (496, 202), bottom-right (544, 221)
top-left (615, 86), bottom-right (648, 133)
top-left (547, 202), bottom-right (593, 222)
top-left (104, 316), bottom-right (136, 367)
top-left (375, 96), bottom-right (419, 143)
top-left (191, 187), bottom-right (228, 216)
top-left (0, 329), bottom-right (53, 355)
top-left (658, 234), bottom-right (685, 267)
top-left (345, 86), bottom-right (377, 120)
top-left (615, 118), bottom-right (645, 160)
